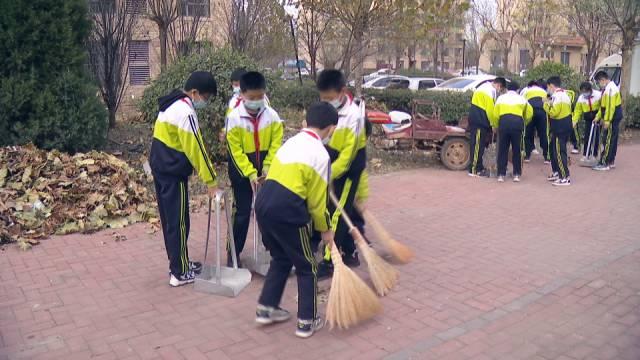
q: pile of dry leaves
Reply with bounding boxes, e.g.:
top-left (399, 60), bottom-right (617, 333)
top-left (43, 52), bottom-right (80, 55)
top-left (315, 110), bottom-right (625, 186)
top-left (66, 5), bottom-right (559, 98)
top-left (0, 145), bottom-right (158, 249)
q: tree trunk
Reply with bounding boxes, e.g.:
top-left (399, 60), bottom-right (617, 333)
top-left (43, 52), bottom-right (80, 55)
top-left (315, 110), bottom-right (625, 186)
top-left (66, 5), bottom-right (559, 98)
top-left (408, 43), bottom-right (416, 69)
top-left (159, 26), bottom-right (168, 70)
top-left (354, 29), bottom-right (365, 97)
top-left (502, 47), bottom-right (510, 72)
top-left (620, 41), bottom-right (633, 102)
top-left (432, 40), bottom-right (439, 75)
top-left (108, 108), bottom-right (117, 129)
top-left (310, 51), bottom-right (317, 79)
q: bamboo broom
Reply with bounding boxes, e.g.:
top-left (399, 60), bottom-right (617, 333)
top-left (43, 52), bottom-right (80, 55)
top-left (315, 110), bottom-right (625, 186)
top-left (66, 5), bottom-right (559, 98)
top-left (355, 203), bottom-right (414, 264)
top-left (329, 191), bottom-right (399, 297)
top-left (325, 242), bottom-right (382, 329)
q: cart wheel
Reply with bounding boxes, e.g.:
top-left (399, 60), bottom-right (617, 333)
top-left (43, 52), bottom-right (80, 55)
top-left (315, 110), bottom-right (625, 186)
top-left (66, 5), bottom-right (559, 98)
top-left (441, 137), bottom-right (470, 171)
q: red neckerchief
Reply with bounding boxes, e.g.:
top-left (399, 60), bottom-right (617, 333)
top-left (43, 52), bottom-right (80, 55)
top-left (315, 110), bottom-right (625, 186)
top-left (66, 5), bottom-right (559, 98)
top-left (587, 94), bottom-right (593, 112)
top-left (241, 106), bottom-right (265, 170)
top-left (301, 129), bottom-right (320, 140)
top-left (180, 97), bottom-right (193, 109)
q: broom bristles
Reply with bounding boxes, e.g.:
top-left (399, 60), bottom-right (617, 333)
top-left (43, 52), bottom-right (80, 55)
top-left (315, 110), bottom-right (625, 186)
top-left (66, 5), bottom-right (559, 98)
top-left (352, 228), bottom-right (398, 296)
top-left (326, 245), bottom-right (382, 330)
top-left (361, 208), bottom-right (414, 264)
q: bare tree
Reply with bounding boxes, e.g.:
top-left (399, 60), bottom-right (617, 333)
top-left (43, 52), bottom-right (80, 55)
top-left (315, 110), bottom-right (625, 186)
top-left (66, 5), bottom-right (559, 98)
top-left (168, 2), bottom-right (206, 59)
top-left (465, 6), bottom-right (488, 73)
top-left (321, 0), bottom-right (397, 95)
top-left (474, 0), bottom-right (521, 72)
top-left (515, 0), bottom-right (559, 69)
top-left (87, 0), bottom-right (141, 128)
top-left (562, 0), bottom-right (606, 74)
top-left (148, 0), bottom-right (179, 70)
top-left (601, 0), bottom-right (640, 100)
top-left (297, 0), bottom-right (332, 78)
top-left (223, 0), bottom-right (271, 52)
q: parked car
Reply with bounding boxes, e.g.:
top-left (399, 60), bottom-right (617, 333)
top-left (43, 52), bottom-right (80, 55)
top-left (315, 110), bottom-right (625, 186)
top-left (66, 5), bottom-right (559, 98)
top-left (387, 77), bottom-right (444, 90)
top-left (363, 75), bottom-right (411, 89)
top-left (429, 75), bottom-right (508, 92)
top-left (363, 68), bottom-right (393, 83)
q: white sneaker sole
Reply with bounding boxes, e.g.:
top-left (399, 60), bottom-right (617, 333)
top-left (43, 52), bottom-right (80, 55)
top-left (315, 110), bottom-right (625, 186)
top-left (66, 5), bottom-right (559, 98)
top-left (295, 322), bottom-right (324, 338)
top-left (256, 314), bottom-right (291, 325)
top-left (169, 277), bottom-right (194, 287)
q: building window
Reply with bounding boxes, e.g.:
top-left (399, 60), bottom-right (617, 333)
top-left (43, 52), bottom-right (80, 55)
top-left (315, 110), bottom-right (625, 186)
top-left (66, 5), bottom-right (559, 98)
top-left (519, 49), bottom-right (530, 70)
top-left (455, 48), bottom-right (462, 57)
top-left (126, 0), bottom-right (146, 14)
top-left (180, 0), bottom-right (210, 17)
top-left (443, 62), bottom-right (449, 70)
top-left (397, 60), bottom-right (404, 69)
top-left (442, 48), bottom-right (449, 57)
top-left (177, 40), bottom-right (211, 56)
top-left (420, 61), bottom-right (429, 70)
top-left (561, 51), bottom-right (570, 65)
top-left (544, 49), bottom-right (555, 60)
top-left (490, 50), bottom-right (501, 69)
top-left (129, 40), bottom-right (150, 85)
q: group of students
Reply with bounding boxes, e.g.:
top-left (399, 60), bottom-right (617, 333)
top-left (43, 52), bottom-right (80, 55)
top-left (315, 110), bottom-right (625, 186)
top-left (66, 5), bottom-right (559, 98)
top-left (467, 70), bottom-right (623, 186)
top-left (149, 68), bottom-right (370, 338)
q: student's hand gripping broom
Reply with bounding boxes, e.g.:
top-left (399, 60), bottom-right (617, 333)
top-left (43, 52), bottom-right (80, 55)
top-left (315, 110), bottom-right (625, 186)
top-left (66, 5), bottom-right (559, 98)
top-left (354, 202), bottom-right (414, 264)
top-left (329, 191), bottom-right (399, 296)
top-left (325, 236), bottom-right (382, 329)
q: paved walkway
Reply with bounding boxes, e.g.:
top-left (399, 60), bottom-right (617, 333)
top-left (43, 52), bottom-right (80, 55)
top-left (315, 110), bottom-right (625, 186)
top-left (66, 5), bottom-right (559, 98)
top-left (1, 145), bottom-right (640, 360)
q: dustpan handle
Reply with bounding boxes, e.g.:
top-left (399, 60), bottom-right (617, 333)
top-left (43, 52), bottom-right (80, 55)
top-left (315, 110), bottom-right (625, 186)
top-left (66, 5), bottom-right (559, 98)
top-left (224, 191), bottom-right (240, 270)
top-left (215, 191), bottom-right (222, 282)
top-left (203, 197), bottom-right (212, 263)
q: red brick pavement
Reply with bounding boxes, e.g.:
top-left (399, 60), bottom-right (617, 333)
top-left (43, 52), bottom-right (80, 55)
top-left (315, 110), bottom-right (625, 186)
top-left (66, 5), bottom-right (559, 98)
top-left (1, 145), bottom-right (640, 360)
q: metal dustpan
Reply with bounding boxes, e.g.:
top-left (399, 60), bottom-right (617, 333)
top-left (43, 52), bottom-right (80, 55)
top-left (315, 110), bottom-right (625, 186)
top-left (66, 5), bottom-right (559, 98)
top-left (579, 121), bottom-right (599, 167)
top-left (243, 184), bottom-right (271, 276)
top-left (195, 191), bottom-right (251, 297)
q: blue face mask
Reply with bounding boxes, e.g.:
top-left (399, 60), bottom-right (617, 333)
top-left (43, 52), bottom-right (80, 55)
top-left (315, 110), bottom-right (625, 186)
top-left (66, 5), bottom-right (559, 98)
top-left (329, 96), bottom-right (343, 109)
top-left (233, 86), bottom-right (241, 95)
top-left (244, 99), bottom-right (264, 112)
top-left (193, 100), bottom-right (207, 109)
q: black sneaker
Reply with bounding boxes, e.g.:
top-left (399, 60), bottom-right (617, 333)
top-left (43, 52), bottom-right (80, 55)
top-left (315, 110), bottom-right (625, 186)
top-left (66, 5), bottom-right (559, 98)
top-left (343, 252), bottom-right (360, 268)
top-left (547, 172), bottom-right (559, 181)
top-left (296, 317), bottom-right (324, 338)
top-left (255, 305), bottom-right (291, 325)
top-left (189, 261), bottom-right (202, 274)
top-left (169, 271), bottom-right (196, 287)
top-left (477, 169), bottom-right (490, 178)
top-left (316, 260), bottom-right (333, 280)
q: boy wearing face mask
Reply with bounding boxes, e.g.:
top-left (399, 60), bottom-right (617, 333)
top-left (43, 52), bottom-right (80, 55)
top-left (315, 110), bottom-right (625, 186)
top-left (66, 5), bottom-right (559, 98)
top-left (254, 102), bottom-right (337, 339)
top-left (227, 68), bottom-right (247, 116)
top-left (150, 71), bottom-right (219, 287)
top-left (314, 70), bottom-right (368, 278)
top-left (573, 82), bottom-right (602, 160)
top-left (593, 70), bottom-right (623, 171)
top-left (226, 71), bottom-right (284, 265)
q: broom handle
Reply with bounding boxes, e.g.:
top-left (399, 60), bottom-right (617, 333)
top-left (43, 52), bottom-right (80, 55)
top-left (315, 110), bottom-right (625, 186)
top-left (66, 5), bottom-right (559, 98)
top-left (328, 190), bottom-right (357, 231)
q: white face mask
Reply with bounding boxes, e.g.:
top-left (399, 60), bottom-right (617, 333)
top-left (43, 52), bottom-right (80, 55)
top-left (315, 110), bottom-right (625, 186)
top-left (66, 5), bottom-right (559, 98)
top-left (233, 86), bottom-right (241, 95)
top-left (329, 96), bottom-right (343, 109)
top-left (322, 136), bottom-right (331, 145)
top-left (244, 99), bottom-right (264, 112)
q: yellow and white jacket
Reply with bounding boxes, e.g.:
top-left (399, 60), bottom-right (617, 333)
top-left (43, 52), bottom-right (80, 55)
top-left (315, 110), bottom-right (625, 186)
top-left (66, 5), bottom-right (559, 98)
top-left (596, 81), bottom-right (623, 124)
top-left (490, 90), bottom-right (533, 130)
top-left (150, 90), bottom-right (217, 186)
top-left (326, 97), bottom-right (367, 181)
top-left (572, 91), bottom-right (602, 125)
top-left (255, 129), bottom-right (331, 232)
top-left (468, 82), bottom-right (497, 129)
top-left (226, 102), bottom-right (283, 181)
top-left (544, 89), bottom-right (573, 132)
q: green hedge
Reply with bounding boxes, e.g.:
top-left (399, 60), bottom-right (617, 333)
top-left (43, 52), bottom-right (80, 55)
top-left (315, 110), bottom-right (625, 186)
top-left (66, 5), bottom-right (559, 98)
top-left (625, 96), bottom-right (640, 128)
top-left (137, 47), bottom-right (276, 161)
top-left (523, 61), bottom-right (586, 94)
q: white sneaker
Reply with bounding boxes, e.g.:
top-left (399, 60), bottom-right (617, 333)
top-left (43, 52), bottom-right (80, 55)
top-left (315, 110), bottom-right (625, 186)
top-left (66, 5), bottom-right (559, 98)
top-left (497, 176), bottom-right (505, 183)
top-left (552, 178), bottom-right (571, 186)
top-left (580, 156), bottom-right (587, 162)
top-left (547, 173), bottom-right (559, 181)
top-left (296, 318), bottom-right (324, 338)
top-left (592, 164), bottom-right (611, 171)
top-left (256, 305), bottom-right (292, 325)
top-left (544, 160), bottom-right (551, 165)
top-left (532, 149), bottom-right (540, 155)
top-left (513, 176), bottom-right (520, 182)
top-left (169, 271), bottom-right (196, 287)
top-left (571, 148), bottom-right (580, 154)
top-left (524, 158), bottom-right (531, 163)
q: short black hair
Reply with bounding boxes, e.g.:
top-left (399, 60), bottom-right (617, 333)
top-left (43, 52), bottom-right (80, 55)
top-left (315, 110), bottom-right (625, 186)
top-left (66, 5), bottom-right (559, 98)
top-left (507, 81), bottom-right (520, 91)
top-left (184, 71), bottom-right (217, 96)
top-left (579, 81), bottom-right (592, 92)
top-left (527, 80), bottom-right (538, 87)
top-left (594, 70), bottom-right (609, 81)
top-left (317, 69), bottom-right (347, 92)
top-left (537, 79), bottom-right (547, 90)
top-left (240, 71), bottom-right (266, 92)
top-left (493, 77), bottom-right (507, 89)
top-left (231, 68), bottom-right (247, 82)
top-left (306, 101), bottom-right (339, 129)
top-left (546, 76), bottom-right (562, 88)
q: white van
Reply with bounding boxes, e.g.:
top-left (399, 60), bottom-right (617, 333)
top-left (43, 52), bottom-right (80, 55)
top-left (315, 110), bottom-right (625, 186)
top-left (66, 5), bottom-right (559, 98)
top-left (591, 33), bottom-right (640, 95)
